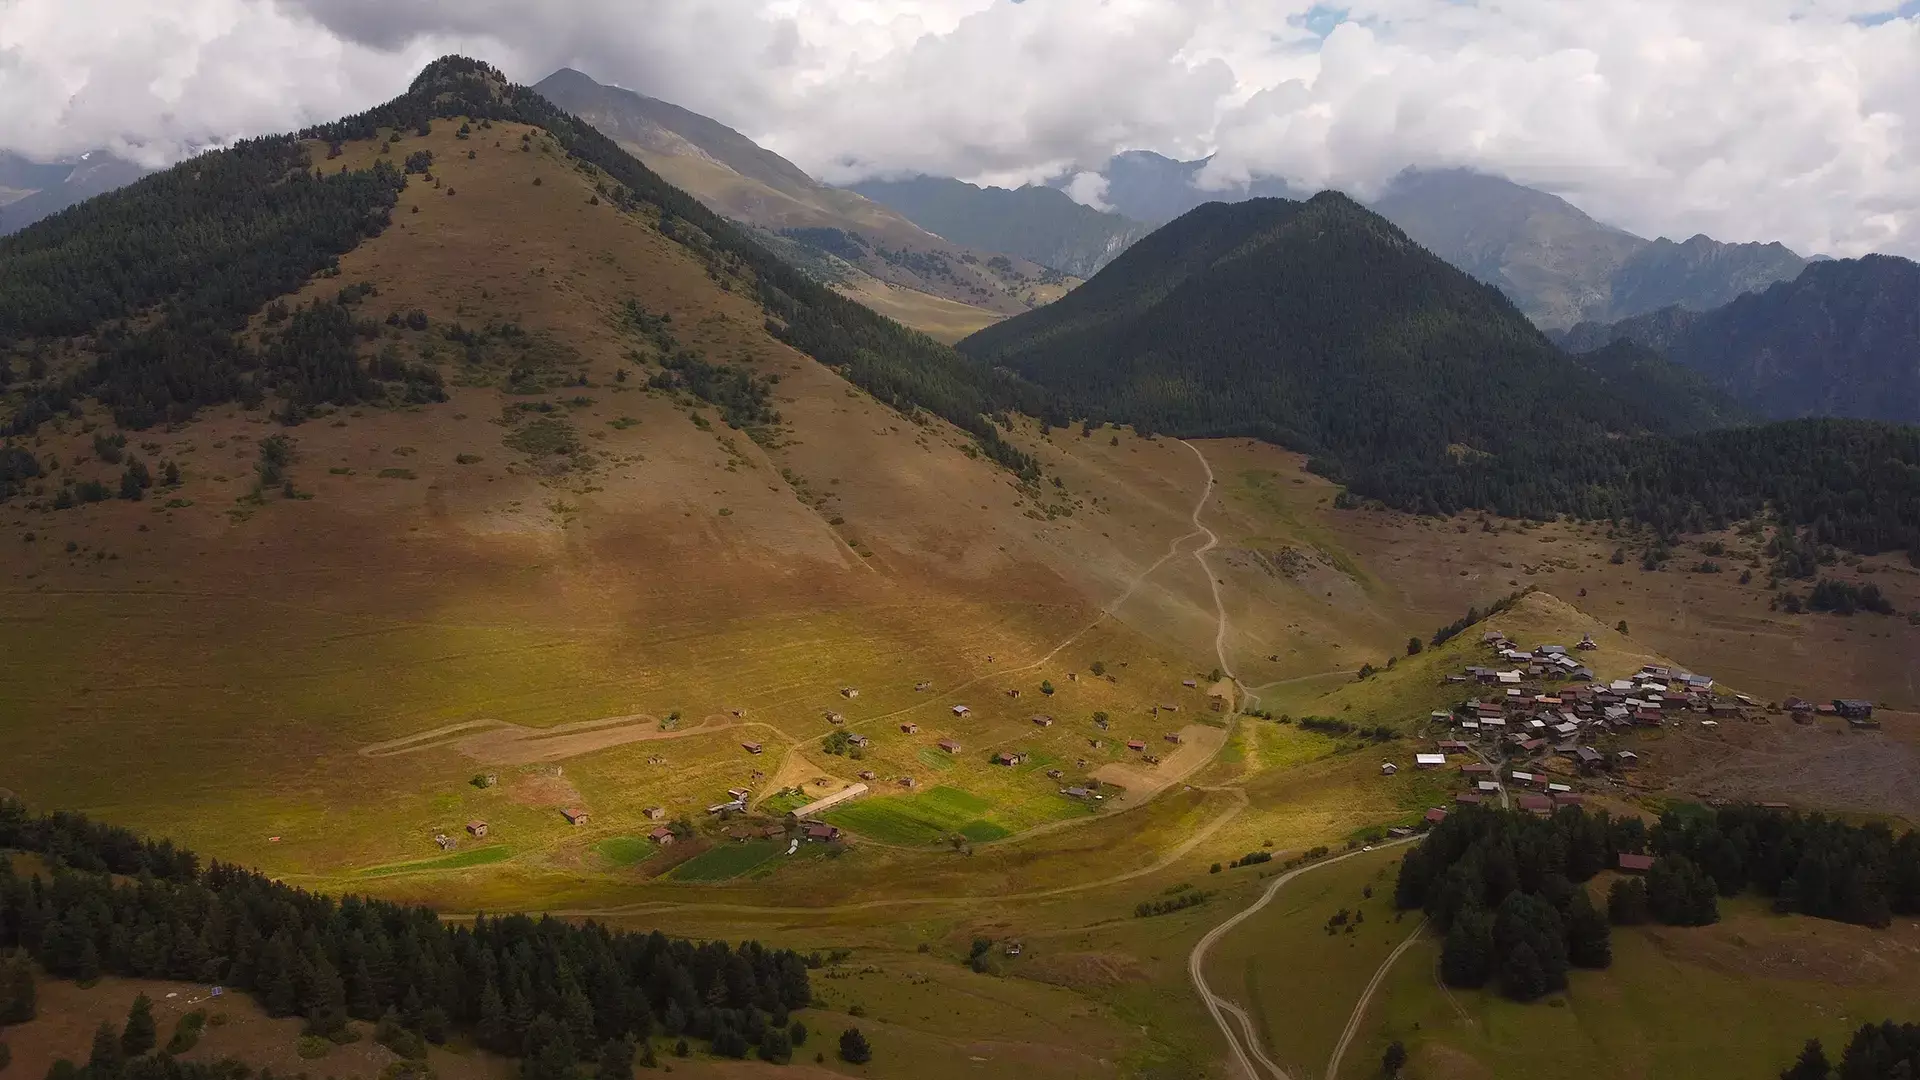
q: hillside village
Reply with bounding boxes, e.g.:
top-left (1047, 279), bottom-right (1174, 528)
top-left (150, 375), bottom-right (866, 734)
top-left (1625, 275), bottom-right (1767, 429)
top-left (1402, 628), bottom-right (1880, 828)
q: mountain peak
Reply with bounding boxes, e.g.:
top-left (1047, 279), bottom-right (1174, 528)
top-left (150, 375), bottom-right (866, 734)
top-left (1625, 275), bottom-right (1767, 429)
top-left (406, 54), bottom-right (511, 101)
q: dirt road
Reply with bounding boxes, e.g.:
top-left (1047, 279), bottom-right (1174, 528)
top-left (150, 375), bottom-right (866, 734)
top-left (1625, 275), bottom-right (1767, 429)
top-left (1187, 838), bottom-right (1416, 1080)
top-left (1179, 439), bottom-right (1253, 710)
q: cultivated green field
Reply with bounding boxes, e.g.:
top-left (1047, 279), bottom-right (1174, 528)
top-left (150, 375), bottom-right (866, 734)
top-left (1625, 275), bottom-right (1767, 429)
top-left (591, 836), bottom-right (654, 867)
top-left (823, 785), bottom-right (999, 845)
top-left (355, 844), bottom-right (513, 878)
top-left (669, 840), bottom-right (787, 882)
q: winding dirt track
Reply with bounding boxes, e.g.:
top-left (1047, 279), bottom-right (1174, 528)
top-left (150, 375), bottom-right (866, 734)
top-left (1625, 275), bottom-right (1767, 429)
top-left (1187, 838), bottom-right (1417, 1080)
top-left (1178, 438), bottom-right (1254, 711)
top-left (1324, 917), bottom-right (1428, 1080)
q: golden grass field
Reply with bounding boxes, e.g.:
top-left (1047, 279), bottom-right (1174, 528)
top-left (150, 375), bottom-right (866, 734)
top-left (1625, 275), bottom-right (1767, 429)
top-left (4, 118), bottom-right (1920, 1080)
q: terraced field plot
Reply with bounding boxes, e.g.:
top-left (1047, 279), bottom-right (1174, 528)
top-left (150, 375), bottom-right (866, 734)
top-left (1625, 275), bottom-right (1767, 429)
top-left (668, 840), bottom-right (787, 881)
top-left (591, 836), bottom-right (655, 867)
top-left (823, 785), bottom-right (1005, 845)
top-left (355, 844), bottom-right (512, 878)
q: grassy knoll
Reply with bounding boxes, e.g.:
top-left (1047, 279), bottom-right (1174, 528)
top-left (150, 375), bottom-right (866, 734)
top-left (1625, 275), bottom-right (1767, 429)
top-left (1345, 893), bottom-right (1920, 1080)
top-left (1203, 846), bottom-right (1415, 1078)
top-left (1260, 590), bottom-right (1670, 729)
top-left (668, 840), bottom-right (786, 882)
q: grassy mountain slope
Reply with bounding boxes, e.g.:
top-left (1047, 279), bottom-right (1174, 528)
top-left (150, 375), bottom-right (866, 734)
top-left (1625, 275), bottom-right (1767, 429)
top-left (531, 67), bottom-right (1073, 337)
top-left (847, 174), bottom-right (1152, 278)
top-left (0, 55), bottom-right (1293, 893)
top-left (1556, 254), bottom-right (1920, 424)
top-left (1372, 169), bottom-right (1807, 329)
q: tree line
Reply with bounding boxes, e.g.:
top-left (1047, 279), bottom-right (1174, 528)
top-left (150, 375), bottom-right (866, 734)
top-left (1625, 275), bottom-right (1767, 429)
top-left (0, 800), bottom-right (816, 1066)
top-left (1397, 803), bottom-right (1920, 1004)
top-left (1393, 804), bottom-right (1619, 1001)
top-left (1778, 1022), bottom-right (1920, 1080)
top-left (1650, 804), bottom-right (1920, 927)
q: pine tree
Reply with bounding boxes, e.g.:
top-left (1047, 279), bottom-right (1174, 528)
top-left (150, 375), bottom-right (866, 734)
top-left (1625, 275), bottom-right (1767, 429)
top-left (120, 994), bottom-right (157, 1055)
top-left (476, 982), bottom-right (509, 1054)
top-left (1440, 906), bottom-right (1494, 988)
top-left (1499, 941), bottom-right (1549, 1002)
top-left (595, 1037), bottom-right (634, 1080)
top-left (1780, 1038), bottom-right (1830, 1080)
top-left (1566, 891), bottom-right (1613, 969)
top-left (304, 956), bottom-right (349, 1038)
top-left (838, 1027), bottom-right (872, 1065)
top-left (346, 957), bottom-right (380, 1022)
top-left (75, 939), bottom-right (101, 986)
top-left (521, 1014), bottom-right (575, 1080)
top-left (1383, 1040), bottom-right (1408, 1077)
top-left (0, 954), bottom-right (34, 1024)
top-left (87, 1021), bottom-right (126, 1080)
top-left (1607, 878), bottom-right (1650, 925)
top-left (758, 1028), bottom-right (792, 1064)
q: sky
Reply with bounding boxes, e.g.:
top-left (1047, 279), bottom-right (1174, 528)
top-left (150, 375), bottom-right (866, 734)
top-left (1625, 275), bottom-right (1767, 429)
top-left (2, 0), bottom-right (1917, 257)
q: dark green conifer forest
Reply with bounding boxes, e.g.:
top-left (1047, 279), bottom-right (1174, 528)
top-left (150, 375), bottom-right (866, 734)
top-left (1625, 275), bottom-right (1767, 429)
top-left (0, 801), bottom-right (813, 1063)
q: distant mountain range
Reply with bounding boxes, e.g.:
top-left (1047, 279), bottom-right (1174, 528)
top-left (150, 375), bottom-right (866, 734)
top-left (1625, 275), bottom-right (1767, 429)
top-left (958, 193), bottom-right (1733, 471)
top-left (844, 175), bottom-right (1151, 279)
top-left (1047, 150), bottom-right (1306, 225)
top-left (0, 149), bottom-right (150, 235)
top-left (532, 68), bottom-right (1073, 340)
top-left (957, 194), bottom-right (1917, 551)
top-left (1555, 254), bottom-right (1920, 424)
top-left (1369, 169), bottom-right (1811, 329)
top-left (853, 158), bottom-right (1810, 330)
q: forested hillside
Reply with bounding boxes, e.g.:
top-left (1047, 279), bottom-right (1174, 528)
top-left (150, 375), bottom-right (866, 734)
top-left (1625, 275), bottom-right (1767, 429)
top-left (1556, 254), bottom-right (1920, 425)
top-left (0, 800), bottom-right (814, 1063)
top-left (961, 195), bottom-right (1920, 556)
top-left (959, 194), bottom-right (1713, 480)
top-left (0, 56), bottom-right (1042, 476)
top-left (0, 139), bottom-right (408, 431)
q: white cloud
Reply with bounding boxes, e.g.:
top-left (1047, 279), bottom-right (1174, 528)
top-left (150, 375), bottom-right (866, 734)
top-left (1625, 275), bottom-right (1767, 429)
top-left (0, 0), bottom-right (1916, 256)
top-left (1063, 170), bottom-right (1113, 211)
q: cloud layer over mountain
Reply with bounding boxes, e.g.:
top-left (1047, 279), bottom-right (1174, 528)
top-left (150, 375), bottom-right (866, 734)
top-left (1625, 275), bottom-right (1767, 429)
top-left (2, 0), bottom-right (1916, 257)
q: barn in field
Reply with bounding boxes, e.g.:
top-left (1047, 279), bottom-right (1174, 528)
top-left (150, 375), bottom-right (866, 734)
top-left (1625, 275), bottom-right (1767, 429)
top-left (791, 783), bottom-right (869, 819)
